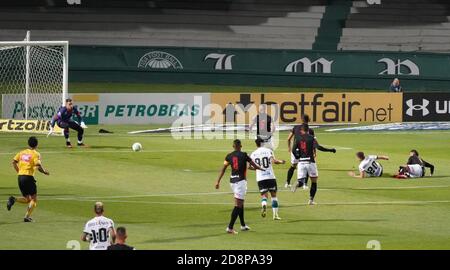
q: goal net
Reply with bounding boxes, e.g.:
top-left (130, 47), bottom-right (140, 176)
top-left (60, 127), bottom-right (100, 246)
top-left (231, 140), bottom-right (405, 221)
top-left (0, 35), bottom-right (68, 120)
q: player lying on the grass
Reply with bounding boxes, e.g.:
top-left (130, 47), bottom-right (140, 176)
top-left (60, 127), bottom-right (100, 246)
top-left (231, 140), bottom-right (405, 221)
top-left (286, 115), bottom-right (335, 189)
top-left (82, 202), bottom-right (116, 250)
top-left (348, 152), bottom-right (389, 178)
top-left (215, 139), bottom-right (265, 234)
top-left (292, 124), bottom-right (336, 205)
top-left (7, 136), bottom-right (50, 222)
top-left (395, 149), bottom-right (435, 179)
top-left (48, 98), bottom-right (87, 148)
top-left (249, 138), bottom-right (285, 220)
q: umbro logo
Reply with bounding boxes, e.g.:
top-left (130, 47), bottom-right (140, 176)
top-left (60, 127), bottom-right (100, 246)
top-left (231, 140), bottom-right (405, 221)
top-left (406, 99), bottom-right (429, 117)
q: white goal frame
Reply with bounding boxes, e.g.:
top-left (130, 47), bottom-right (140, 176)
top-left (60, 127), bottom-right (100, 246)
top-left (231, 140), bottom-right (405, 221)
top-left (0, 37), bottom-right (68, 120)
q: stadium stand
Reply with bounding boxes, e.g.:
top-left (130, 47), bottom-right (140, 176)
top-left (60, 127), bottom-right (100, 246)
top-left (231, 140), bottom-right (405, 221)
top-left (0, 0), bottom-right (327, 49)
top-left (339, 0), bottom-right (450, 52)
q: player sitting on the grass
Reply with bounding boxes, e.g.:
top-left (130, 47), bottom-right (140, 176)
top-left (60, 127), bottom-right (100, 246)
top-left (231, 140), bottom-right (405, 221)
top-left (48, 98), bottom-right (87, 148)
top-left (348, 152), bottom-right (389, 178)
top-left (292, 124), bottom-right (336, 205)
top-left (215, 139), bottom-right (265, 235)
top-left (408, 149), bottom-right (434, 176)
top-left (7, 136), bottom-right (50, 222)
top-left (249, 138), bottom-right (285, 220)
top-left (395, 149), bottom-right (435, 179)
top-left (82, 202), bottom-right (116, 250)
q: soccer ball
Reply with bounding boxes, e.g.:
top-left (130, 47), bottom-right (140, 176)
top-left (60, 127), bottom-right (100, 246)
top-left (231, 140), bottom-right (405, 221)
top-left (132, 142), bottom-right (142, 152)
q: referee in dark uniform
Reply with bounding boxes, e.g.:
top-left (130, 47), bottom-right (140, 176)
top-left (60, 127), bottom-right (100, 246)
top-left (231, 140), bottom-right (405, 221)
top-left (249, 104), bottom-right (275, 149)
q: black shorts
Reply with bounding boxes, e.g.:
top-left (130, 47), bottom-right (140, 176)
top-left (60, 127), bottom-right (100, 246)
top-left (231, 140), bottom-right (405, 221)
top-left (257, 179), bottom-right (277, 194)
top-left (18, 175), bottom-right (37, 197)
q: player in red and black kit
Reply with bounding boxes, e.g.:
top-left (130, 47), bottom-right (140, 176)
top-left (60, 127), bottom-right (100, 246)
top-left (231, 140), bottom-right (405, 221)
top-left (286, 115), bottom-right (334, 188)
top-left (215, 139), bottom-right (264, 234)
top-left (292, 124), bottom-right (335, 205)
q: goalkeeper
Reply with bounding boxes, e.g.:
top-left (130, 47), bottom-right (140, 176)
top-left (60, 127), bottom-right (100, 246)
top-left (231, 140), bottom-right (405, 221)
top-left (49, 98), bottom-right (87, 148)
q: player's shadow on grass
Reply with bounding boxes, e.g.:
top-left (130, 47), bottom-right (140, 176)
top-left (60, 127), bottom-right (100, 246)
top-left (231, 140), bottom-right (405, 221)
top-left (144, 233), bottom-right (225, 243)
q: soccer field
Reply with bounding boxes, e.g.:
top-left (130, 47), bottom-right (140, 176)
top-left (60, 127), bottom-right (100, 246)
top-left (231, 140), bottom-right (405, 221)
top-left (1, 126), bottom-right (449, 250)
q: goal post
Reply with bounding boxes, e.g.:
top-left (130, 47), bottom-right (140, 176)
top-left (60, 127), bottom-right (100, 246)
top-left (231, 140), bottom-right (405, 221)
top-left (0, 36), bottom-right (69, 121)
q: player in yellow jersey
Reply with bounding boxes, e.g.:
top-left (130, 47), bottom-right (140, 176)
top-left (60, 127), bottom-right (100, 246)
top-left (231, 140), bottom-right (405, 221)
top-left (7, 136), bottom-right (50, 222)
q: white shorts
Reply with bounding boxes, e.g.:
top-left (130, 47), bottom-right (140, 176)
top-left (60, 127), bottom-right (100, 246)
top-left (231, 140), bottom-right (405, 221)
top-left (297, 162), bottom-right (318, 179)
top-left (230, 180), bottom-right (247, 200)
top-left (290, 152), bottom-right (299, 165)
top-left (407, 164), bottom-right (423, 178)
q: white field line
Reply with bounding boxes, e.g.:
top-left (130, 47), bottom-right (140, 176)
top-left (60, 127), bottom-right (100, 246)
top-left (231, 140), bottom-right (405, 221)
top-left (0, 144), bottom-right (353, 155)
top-left (36, 185), bottom-right (450, 201)
top-left (37, 197), bottom-right (450, 206)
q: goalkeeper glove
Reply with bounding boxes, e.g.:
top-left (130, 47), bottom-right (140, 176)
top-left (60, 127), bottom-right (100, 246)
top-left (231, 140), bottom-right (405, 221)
top-left (80, 122), bottom-right (88, 129)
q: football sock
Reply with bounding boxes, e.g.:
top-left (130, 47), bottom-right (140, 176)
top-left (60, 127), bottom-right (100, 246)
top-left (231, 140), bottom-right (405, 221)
top-left (25, 200), bottom-right (36, 218)
top-left (271, 197), bottom-right (279, 216)
top-left (286, 166), bottom-right (295, 184)
top-left (310, 182), bottom-right (317, 200)
top-left (298, 178), bottom-right (306, 188)
top-left (261, 197), bottom-right (268, 207)
top-left (228, 207), bottom-right (240, 229)
top-left (16, 197), bottom-right (28, 204)
top-left (304, 176), bottom-right (309, 186)
top-left (238, 207), bottom-right (246, 227)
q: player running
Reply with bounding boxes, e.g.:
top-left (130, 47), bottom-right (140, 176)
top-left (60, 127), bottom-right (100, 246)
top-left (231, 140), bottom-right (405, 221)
top-left (249, 104), bottom-right (275, 149)
top-left (291, 124), bottom-right (336, 205)
top-left (7, 136), bottom-right (50, 222)
top-left (395, 150), bottom-right (435, 179)
top-left (82, 202), bottom-right (116, 250)
top-left (285, 114), bottom-right (316, 189)
top-left (249, 138), bottom-right (286, 220)
top-left (48, 98), bottom-right (87, 148)
top-left (215, 139), bottom-right (265, 234)
top-left (348, 152), bottom-right (389, 178)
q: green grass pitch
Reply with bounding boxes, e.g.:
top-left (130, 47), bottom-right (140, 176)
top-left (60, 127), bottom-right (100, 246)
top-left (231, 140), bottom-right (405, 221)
top-left (1, 126), bottom-right (449, 250)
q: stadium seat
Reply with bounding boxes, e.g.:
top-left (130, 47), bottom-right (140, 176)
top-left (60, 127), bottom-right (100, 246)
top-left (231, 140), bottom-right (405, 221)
top-left (339, 0), bottom-right (450, 52)
top-left (0, 0), bottom-right (327, 49)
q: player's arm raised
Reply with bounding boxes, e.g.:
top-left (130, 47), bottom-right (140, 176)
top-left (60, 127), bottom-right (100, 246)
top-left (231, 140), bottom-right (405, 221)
top-left (377, 155), bottom-right (389, 160)
top-left (215, 161), bottom-right (229, 189)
